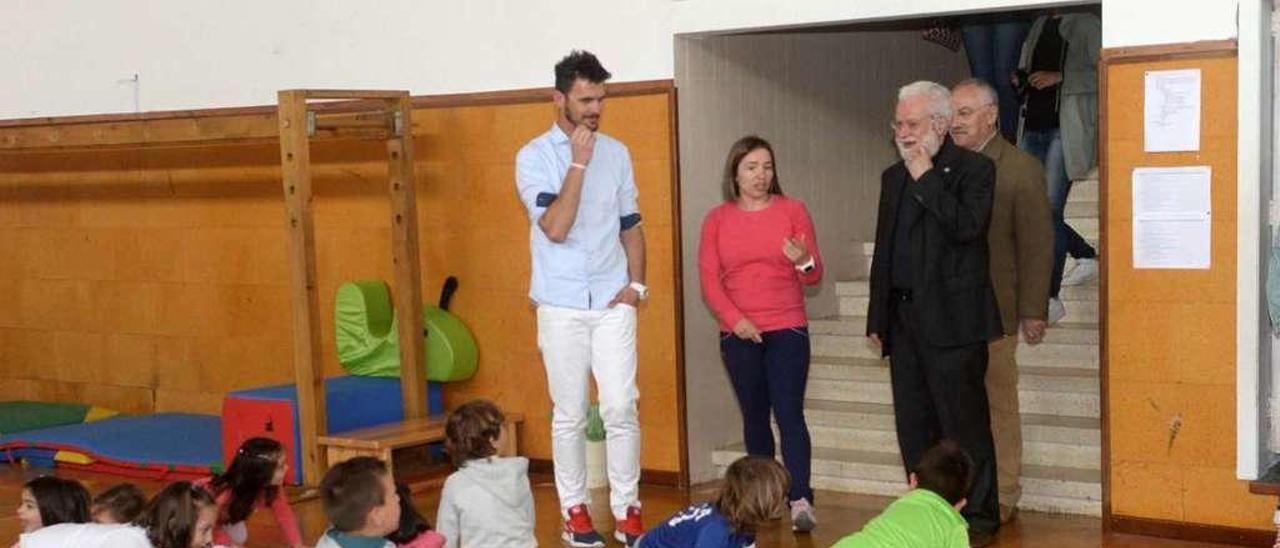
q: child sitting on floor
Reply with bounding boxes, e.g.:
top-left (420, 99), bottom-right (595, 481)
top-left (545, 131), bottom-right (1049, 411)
top-left (196, 436), bottom-right (304, 548)
top-left (832, 439), bottom-right (973, 548)
top-left (316, 456), bottom-right (402, 548)
top-left (638, 455), bottom-right (789, 548)
top-left (435, 399), bottom-right (536, 548)
top-left (90, 483), bottom-right (146, 524)
top-left (386, 482), bottom-right (445, 548)
top-left (18, 480), bottom-right (218, 548)
top-left (14, 476), bottom-right (90, 541)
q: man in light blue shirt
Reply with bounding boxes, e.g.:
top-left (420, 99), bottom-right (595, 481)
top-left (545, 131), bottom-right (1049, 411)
top-left (514, 50), bottom-right (647, 548)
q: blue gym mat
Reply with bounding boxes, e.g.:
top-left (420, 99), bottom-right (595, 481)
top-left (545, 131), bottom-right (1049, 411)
top-left (0, 413), bottom-right (222, 477)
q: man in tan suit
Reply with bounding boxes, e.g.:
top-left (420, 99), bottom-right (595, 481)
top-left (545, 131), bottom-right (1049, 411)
top-left (949, 78), bottom-right (1053, 523)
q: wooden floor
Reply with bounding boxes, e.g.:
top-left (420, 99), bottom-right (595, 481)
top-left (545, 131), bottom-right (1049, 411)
top-left (0, 464), bottom-right (1255, 547)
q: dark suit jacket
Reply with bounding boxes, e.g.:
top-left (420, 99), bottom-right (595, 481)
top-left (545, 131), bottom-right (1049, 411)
top-left (866, 137), bottom-right (1003, 354)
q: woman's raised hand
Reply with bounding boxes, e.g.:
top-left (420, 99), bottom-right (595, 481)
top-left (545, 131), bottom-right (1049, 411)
top-left (782, 234), bottom-right (810, 265)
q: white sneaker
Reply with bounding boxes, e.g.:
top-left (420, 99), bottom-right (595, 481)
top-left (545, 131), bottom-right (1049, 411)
top-left (790, 498), bottom-right (816, 532)
top-left (1062, 258), bottom-right (1099, 286)
top-left (1047, 298), bottom-right (1066, 325)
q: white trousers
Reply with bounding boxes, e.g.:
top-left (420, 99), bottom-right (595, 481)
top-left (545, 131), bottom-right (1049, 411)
top-left (537, 303), bottom-right (640, 519)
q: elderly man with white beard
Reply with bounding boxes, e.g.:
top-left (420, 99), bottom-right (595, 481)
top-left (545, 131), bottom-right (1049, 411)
top-left (864, 80), bottom-right (1005, 547)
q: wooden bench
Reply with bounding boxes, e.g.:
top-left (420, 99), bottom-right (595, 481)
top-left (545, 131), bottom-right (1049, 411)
top-left (318, 413), bottom-right (523, 476)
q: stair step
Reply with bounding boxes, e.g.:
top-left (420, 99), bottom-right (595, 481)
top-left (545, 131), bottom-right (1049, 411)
top-left (808, 315), bottom-right (1098, 345)
top-left (710, 445), bottom-right (1101, 516)
top-left (805, 358), bottom-right (1099, 417)
top-left (854, 218), bottom-right (1101, 259)
top-left (809, 315), bottom-right (867, 336)
top-left (1020, 494), bottom-right (1103, 516)
top-left (1059, 284), bottom-right (1099, 302)
top-left (1072, 218), bottom-right (1099, 241)
top-left (852, 247), bottom-right (1099, 277)
top-left (1041, 321), bottom-right (1100, 344)
top-left (1016, 341), bottom-right (1099, 369)
top-left (1070, 178), bottom-right (1098, 203)
top-left (809, 333), bottom-right (880, 360)
top-left (802, 400), bottom-right (1100, 446)
top-left (834, 280), bottom-right (871, 297)
top-left (808, 357), bottom-right (1098, 392)
top-left (810, 333), bottom-right (1098, 369)
top-left (801, 423), bottom-right (1098, 469)
top-left (1065, 200), bottom-right (1098, 219)
top-left (834, 280), bottom-right (1097, 303)
top-left (837, 295), bottom-right (1098, 324)
top-left (836, 296), bottom-right (868, 317)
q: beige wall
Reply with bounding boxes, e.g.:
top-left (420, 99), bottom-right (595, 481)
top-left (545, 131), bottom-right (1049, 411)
top-left (676, 28), bottom-right (969, 482)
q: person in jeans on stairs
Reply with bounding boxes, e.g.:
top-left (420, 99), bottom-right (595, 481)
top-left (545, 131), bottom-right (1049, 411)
top-left (515, 50), bottom-right (646, 547)
top-left (1013, 11), bottom-right (1103, 324)
top-left (698, 135), bottom-right (824, 533)
top-left (951, 78), bottom-right (1054, 524)
top-left (866, 81), bottom-right (1004, 547)
top-left (959, 12), bottom-right (1031, 144)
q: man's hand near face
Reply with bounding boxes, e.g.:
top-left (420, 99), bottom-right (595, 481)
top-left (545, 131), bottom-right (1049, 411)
top-left (570, 125), bottom-right (595, 167)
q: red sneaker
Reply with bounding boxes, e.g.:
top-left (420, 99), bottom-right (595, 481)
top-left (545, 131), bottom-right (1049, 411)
top-left (614, 505), bottom-right (644, 547)
top-left (563, 504), bottom-right (606, 547)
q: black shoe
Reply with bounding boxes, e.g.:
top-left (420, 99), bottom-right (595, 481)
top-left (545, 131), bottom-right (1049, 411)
top-left (968, 529), bottom-right (997, 547)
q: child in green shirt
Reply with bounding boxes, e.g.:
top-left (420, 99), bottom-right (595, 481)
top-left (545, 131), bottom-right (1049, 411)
top-left (832, 440), bottom-right (973, 548)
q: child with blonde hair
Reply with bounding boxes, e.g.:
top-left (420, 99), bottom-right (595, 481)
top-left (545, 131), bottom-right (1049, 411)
top-left (638, 456), bottom-right (790, 547)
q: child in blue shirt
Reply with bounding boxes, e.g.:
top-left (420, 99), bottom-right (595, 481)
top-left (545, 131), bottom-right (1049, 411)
top-left (639, 456), bottom-right (789, 547)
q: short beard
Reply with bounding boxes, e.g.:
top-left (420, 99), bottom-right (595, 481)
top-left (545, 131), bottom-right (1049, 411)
top-left (896, 131), bottom-right (943, 161)
top-left (565, 109), bottom-right (598, 131)
top-left (895, 141), bottom-right (911, 161)
top-left (920, 130), bottom-right (942, 157)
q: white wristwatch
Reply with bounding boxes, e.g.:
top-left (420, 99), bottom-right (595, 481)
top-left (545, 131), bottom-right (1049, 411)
top-left (629, 281), bottom-right (649, 300)
top-left (795, 257), bottom-right (816, 273)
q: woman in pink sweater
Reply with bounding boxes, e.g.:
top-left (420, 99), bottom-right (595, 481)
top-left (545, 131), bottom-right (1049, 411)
top-left (698, 135), bottom-right (824, 533)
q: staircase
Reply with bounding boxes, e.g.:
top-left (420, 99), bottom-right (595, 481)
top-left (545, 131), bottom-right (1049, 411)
top-left (712, 178), bottom-right (1102, 516)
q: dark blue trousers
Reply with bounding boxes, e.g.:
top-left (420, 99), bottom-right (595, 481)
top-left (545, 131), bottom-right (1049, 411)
top-left (720, 327), bottom-right (813, 503)
top-left (1021, 128), bottom-right (1098, 298)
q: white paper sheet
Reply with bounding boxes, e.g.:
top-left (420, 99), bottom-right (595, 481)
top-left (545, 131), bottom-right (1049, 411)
top-left (1133, 219), bottom-right (1210, 269)
top-left (1132, 166), bottom-right (1211, 269)
top-left (1143, 68), bottom-right (1202, 152)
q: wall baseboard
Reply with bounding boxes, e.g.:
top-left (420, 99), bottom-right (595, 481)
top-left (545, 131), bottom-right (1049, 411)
top-left (1108, 516), bottom-right (1274, 546)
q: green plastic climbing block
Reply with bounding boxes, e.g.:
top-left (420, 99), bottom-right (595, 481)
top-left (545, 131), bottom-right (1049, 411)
top-left (334, 280), bottom-right (478, 382)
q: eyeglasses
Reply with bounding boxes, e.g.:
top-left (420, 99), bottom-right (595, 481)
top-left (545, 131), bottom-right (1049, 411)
top-left (954, 104), bottom-right (996, 118)
top-left (889, 115), bottom-right (940, 133)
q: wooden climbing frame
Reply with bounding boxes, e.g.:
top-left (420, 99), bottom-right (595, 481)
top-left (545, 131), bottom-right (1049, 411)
top-left (276, 90), bottom-right (428, 485)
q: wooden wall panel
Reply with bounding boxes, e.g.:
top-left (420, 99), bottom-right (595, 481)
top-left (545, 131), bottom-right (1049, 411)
top-left (0, 89), bottom-right (683, 474)
top-left (1103, 52), bottom-right (1272, 530)
top-left (0, 378), bottom-right (155, 415)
